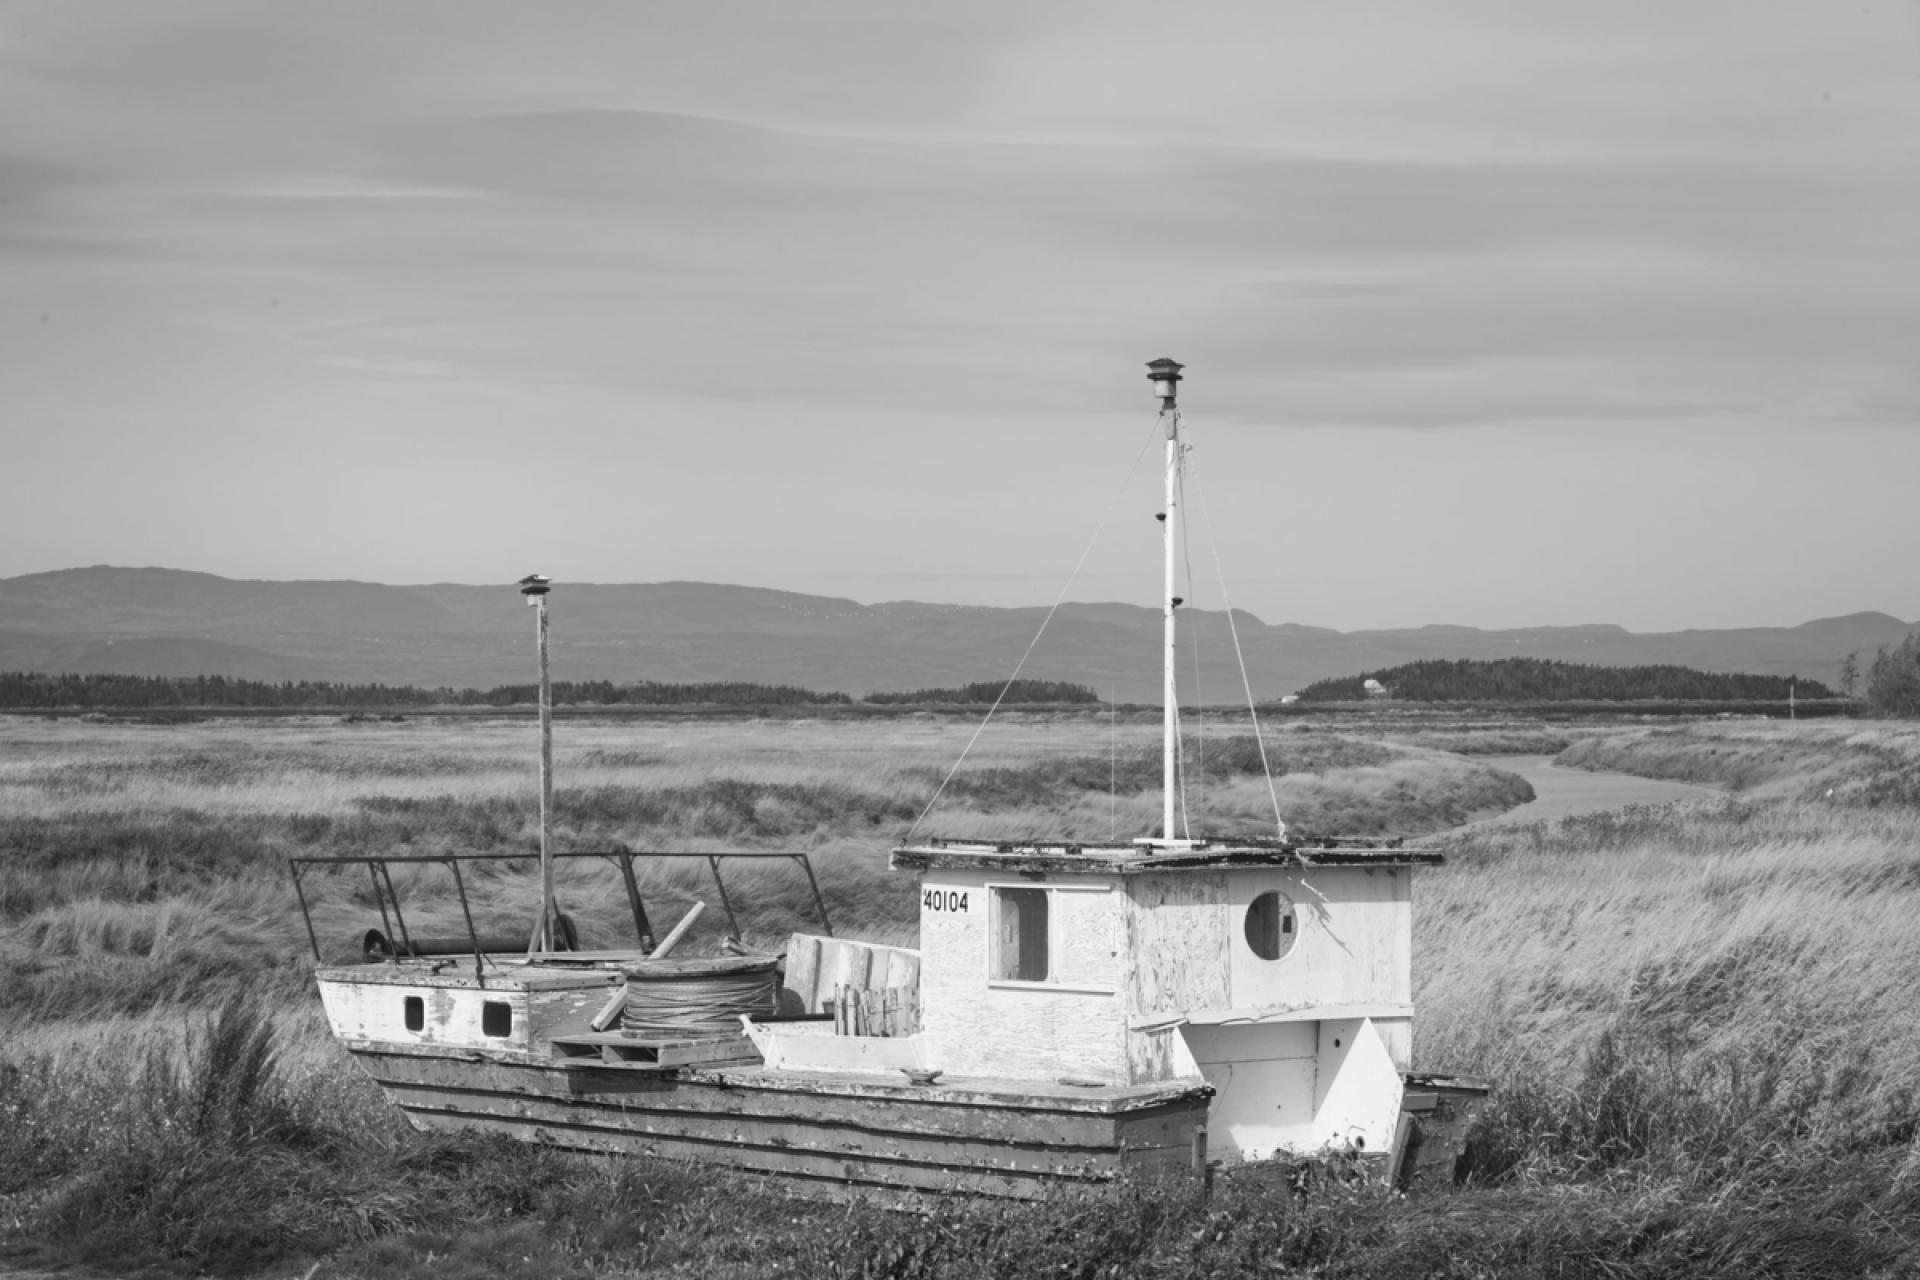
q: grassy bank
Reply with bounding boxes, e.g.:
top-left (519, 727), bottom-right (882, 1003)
top-left (5, 713), bottom-right (1919, 1276)
top-left (1555, 717), bottom-right (1920, 801)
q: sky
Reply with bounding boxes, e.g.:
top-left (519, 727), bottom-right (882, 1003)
top-left (3, 2), bottom-right (1917, 631)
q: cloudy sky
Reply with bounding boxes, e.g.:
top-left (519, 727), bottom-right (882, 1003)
top-left (4, 2), bottom-right (1916, 630)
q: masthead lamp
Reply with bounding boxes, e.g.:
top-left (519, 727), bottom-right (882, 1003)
top-left (1146, 357), bottom-right (1184, 409)
top-left (518, 573), bottom-right (552, 601)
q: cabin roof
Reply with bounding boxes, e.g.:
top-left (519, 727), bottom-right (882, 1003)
top-left (890, 835), bottom-right (1444, 875)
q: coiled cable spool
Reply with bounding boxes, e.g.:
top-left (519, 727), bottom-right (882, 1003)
top-left (619, 956), bottom-right (779, 1036)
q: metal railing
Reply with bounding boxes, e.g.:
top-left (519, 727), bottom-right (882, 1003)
top-left (288, 849), bottom-right (833, 983)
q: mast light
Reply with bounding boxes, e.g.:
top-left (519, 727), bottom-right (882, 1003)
top-left (1146, 357), bottom-right (1184, 408)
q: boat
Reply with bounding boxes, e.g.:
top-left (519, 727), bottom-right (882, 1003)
top-left (297, 359), bottom-right (1485, 1198)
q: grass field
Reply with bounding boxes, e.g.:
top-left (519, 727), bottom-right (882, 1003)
top-left (3, 710), bottom-right (1918, 1277)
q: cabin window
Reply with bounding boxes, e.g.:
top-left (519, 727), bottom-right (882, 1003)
top-left (992, 887), bottom-right (1050, 982)
top-left (402, 995), bottom-right (424, 1032)
top-left (1245, 890), bottom-right (1298, 961)
top-left (481, 1000), bottom-right (513, 1037)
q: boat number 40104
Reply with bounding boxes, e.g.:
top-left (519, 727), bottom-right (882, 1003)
top-left (923, 889), bottom-right (970, 913)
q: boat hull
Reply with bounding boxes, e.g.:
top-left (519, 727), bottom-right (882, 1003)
top-left (344, 1040), bottom-right (1211, 1199)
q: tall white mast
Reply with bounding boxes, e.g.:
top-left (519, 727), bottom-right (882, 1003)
top-left (1147, 358), bottom-right (1185, 843)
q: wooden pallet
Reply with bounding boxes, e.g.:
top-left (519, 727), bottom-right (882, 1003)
top-left (549, 1030), bottom-right (761, 1070)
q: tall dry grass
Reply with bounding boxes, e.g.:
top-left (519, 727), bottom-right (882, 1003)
top-left (7, 711), bottom-right (1918, 1275)
top-left (0, 713), bottom-right (1531, 1017)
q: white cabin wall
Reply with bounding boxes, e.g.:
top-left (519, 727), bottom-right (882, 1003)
top-left (916, 869), bottom-right (1130, 1082)
top-left (1226, 867), bottom-right (1411, 1009)
top-left (1179, 1021), bottom-right (1319, 1158)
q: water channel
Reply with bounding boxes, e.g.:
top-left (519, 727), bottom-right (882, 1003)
top-left (1458, 754), bottom-right (1725, 830)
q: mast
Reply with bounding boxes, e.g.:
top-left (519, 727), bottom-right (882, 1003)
top-left (518, 573), bottom-right (556, 952)
top-left (1147, 358), bottom-right (1185, 842)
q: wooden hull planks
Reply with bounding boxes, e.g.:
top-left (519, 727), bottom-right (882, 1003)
top-left (346, 1044), bottom-right (1209, 1198)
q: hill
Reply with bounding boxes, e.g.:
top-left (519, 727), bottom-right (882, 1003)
top-left (0, 566), bottom-right (1911, 704)
top-left (1293, 657), bottom-right (1837, 703)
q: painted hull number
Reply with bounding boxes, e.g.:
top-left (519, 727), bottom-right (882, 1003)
top-left (923, 889), bottom-right (970, 914)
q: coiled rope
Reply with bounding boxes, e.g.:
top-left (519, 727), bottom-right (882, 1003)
top-left (619, 957), bottom-right (778, 1036)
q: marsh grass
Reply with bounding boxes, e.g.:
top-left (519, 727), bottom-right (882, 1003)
top-left (6, 713), bottom-right (1920, 1275)
top-left (0, 715), bottom-right (1529, 1015)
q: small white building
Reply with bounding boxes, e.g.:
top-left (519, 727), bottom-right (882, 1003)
top-left (889, 837), bottom-right (1442, 1161)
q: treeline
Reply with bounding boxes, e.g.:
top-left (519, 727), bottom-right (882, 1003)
top-left (862, 679), bottom-right (1100, 706)
top-left (0, 673), bottom-right (851, 710)
top-left (1290, 658), bottom-right (1835, 704)
top-left (0, 673), bottom-right (456, 710)
top-left (1863, 635), bottom-right (1920, 717)
top-left (477, 681), bottom-right (851, 707)
top-left (0, 671), bottom-right (1100, 710)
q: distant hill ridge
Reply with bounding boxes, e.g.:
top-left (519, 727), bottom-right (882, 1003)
top-left (0, 566), bottom-right (1911, 705)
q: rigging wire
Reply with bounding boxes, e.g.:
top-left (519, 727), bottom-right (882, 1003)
top-left (1109, 681), bottom-right (1118, 842)
top-left (1189, 464), bottom-right (1289, 839)
top-left (903, 415), bottom-right (1166, 842)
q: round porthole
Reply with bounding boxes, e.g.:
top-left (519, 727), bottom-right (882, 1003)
top-left (1245, 890), bottom-right (1298, 961)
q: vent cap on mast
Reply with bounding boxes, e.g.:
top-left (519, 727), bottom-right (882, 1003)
top-left (1146, 357), bottom-right (1184, 407)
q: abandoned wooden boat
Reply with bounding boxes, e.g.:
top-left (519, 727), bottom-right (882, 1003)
top-left (298, 359), bottom-right (1484, 1197)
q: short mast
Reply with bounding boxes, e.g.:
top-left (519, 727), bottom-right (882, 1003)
top-left (1147, 358), bottom-right (1185, 843)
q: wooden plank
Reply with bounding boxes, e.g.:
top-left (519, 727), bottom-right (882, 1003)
top-left (571, 1056), bottom-right (674, 1074)
top-left (551, 1030), bottom-right (750, 1052)
top-left (349, 1045), bottom-right (1208, 1115)
top-left (1125, 1025), bottom-right (1183, 1084)
top-left (825, 941), bottom-right (873, 994)
top-left (891, 848), bottom-right (1441, 874)
top-left (395, 1101), bottom-right (1086, 1198)
top-left (654, 1036), bottom-right (759, 1067)
top-left (784, 935), bottom-right (823, 1013)
top-left (349, 1051), bottom-right (1201, 1147)
top-left (1125, 872), bottom-right (1230, 1017)
top-left (319, 965), bottom-right (622, 991)
top-left (884, 949), bottom-right (921, 991)
top-left (1157, 1001), bottom-right (1416, 1028)
top-left (1113, 1100), bottom-right (1211, 1154)
top-left (1388, 1112), bottom-right (1418, 1189)
top-left (385, 1087), bottom-right (1138, 1178)
top-left (547, 1032), bottom-right (759, 1069)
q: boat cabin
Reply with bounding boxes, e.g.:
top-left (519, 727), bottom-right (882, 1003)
top-left (890, 835), bottom-right (1443, 1160)
top-left (299, 833), bottom-right (1449, 1181)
